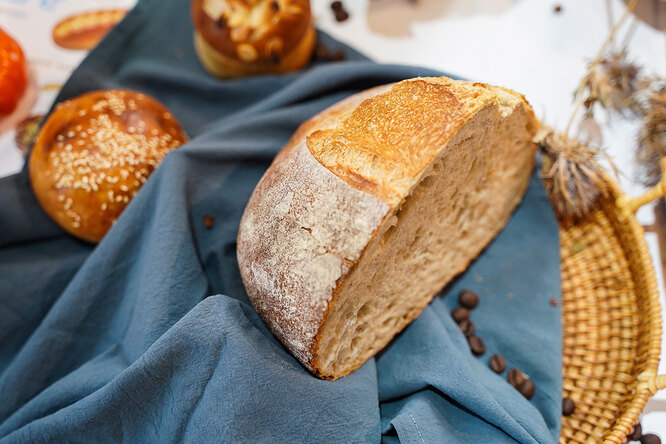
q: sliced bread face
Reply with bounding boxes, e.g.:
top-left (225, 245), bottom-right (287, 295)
top-left (237, 77), bottom-right (538, 380)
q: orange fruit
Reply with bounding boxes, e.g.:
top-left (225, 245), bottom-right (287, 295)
top-left (0, 28), bottom-right (27, 116)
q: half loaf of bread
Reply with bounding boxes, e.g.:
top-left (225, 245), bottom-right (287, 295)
top-left (237, 76), bottom-right (538, 380)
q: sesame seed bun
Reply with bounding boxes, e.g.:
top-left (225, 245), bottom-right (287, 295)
top-left (191, 0), bottom-right (315, 78)
top-left (29, 89), bottom-right (188, 243)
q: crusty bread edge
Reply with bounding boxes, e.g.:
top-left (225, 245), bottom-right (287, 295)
top-left (238, 78), bottom-right (538, 379)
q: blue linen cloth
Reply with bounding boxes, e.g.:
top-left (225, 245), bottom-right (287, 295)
top-left (0, 0), bottom-right (561, 442)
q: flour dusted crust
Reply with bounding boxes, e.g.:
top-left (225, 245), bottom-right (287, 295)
top-left (237, 143), bottom-right (388, 365)
top-left (238, 76), bottom-right (538, 379)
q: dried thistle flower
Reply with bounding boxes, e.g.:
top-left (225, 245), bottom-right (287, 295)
top-left (535, 127), bottom-right (612, 221)
top-left (575, 50), bottom-right (643, 116)
top-left (636, 86), bottom-right (666, 187)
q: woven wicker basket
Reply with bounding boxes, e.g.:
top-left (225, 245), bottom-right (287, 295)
top-left (559, 170), bottom-right (666, 443)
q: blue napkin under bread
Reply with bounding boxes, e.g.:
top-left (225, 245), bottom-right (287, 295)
top-left (0, 0), bottom-right (561, 442)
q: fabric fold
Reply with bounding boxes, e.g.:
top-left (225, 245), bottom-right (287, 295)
top-left (0, 0), bottom-right (561, 442)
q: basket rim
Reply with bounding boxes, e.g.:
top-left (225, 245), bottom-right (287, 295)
top-left (561, 173), bottom-right (664, 443)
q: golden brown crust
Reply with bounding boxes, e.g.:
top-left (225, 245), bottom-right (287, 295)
top-left (191, 0), bottom-right (312, 72)
top-left (29, 90), bottom-right (187, 243)
top-left (307, 78), bottom-right (506, 205)
top-left (275, 84), bottom-right (393, 164)
top-left (52, 10), bottom-right (127, 50)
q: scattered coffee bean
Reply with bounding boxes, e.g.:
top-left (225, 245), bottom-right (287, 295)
top-left (451, 307), bottom-right (469, 323)
top-left (456, 319), bottom-right (475, 337)
top-left (458, 290), bottom-right (479, 309)
top-left (335, 9), bottom-right (349, 22)
top-left (204, 214), bottom-right (215, 229)
top-left (550, 298), bottom-right (557, 307)
top-left (641, 434), bottom-right (661, 444)
top-left (562, 397), bottom-right (575, 416)
top-left (314, 45), bottom-right (346, 63)
top-left (628, 422), bottom-right (642, 441)
top-left (554, 5), bottom-right (562, 13)
top-left (507, 368), bottom-right (527, 388)
top-left (328, 50), bottom-right (346, 61)
top-left (489, 354), bottom-right (506, 373)
top-left (331, 1), bottom-right (350, 22)
top-left (315, 44), bottom-right (329, 59)
top-left (468, 335), bottom-right (486, 356)
top-left (518, 379), bottom-right (535, 400)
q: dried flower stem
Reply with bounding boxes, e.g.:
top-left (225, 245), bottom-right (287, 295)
top-left (565, 0), bottom-right (642, 137)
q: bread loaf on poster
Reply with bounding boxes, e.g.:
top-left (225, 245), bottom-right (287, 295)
top-left (237, 76), bottom-right (538, 380)
top-left (52, 10), bottom-right (128, 50)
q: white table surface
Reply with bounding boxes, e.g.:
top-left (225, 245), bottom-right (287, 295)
top-left (2, 0), bottom-right (665, 439)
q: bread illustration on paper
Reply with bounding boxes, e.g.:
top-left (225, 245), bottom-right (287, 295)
top-left (237, 77), bottom-right (538, 380)
top-left (29, 90), bottom-right (187, 243)
top-left (52, 10), bottom-right (128, 50)
top-left (191, 0), bottom-right (315, 78)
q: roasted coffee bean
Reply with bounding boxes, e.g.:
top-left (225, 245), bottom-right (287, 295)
top-left (328, 50), bottom-right (346, 61)
top-left (628, 422), bottom-right (642, 441)
top-left (203, 214), bottom-right (215, 229)
top-left (335, 10), bottom-right (349, 22)
top-left (458, 290), bottom-right (479, 309)
top-left (331, 1), bottom-right (342, 10)
top-left (451, 307), bottom-right (469, 323)
top-left (641, 434), bottom-right (661, 444)
top-left (488, 354), bottom-right (506, 373)
top-left (507, 368), bottom-right (526, 388)
top-left (468, 335), bottom-right (486, 356)
top-left (518, 379), bottom-right (535, 400)
top-left (456, 318), bottom-right (474, 336)
top-left (562, 397), bottom-right (575, 416)
top-left (315, 44), bottom-right (329, 59)
top-left (554, 5), bottom-right (562, 13)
